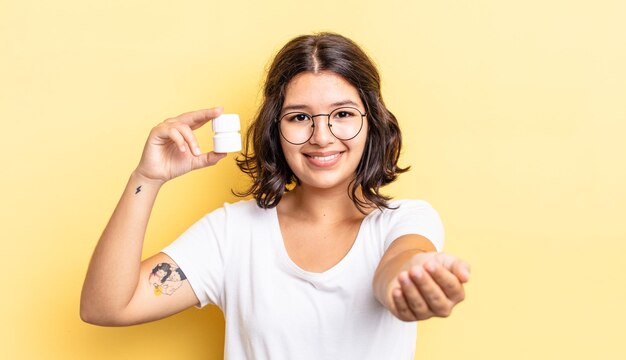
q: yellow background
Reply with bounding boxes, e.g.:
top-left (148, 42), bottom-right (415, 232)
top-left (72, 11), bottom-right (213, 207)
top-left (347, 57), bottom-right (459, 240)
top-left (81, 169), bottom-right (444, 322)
top-left (1, 0), bottom-right (625, 359)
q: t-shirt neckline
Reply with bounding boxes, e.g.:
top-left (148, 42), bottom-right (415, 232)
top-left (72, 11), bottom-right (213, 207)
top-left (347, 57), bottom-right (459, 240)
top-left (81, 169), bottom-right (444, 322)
top-left (269, 206), bottom-right (377, 282)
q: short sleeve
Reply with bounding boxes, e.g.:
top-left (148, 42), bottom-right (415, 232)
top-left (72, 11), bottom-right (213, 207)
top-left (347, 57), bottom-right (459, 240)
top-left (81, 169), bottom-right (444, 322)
top-left (161, 207), bottom-right (227, 309)
top-left (383, 200), bottom-right (444, 252)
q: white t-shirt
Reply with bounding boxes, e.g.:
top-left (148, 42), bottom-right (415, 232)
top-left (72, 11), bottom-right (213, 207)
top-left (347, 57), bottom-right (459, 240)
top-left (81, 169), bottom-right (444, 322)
top-left (162, 199), bottom-right (444, 360)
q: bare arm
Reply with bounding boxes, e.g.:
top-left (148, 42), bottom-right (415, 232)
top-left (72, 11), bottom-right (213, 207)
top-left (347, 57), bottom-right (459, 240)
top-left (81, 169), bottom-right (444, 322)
top-left (373, 234), bottom-right (470, 321)
top-left (80, 108), bottom-right (227, 326)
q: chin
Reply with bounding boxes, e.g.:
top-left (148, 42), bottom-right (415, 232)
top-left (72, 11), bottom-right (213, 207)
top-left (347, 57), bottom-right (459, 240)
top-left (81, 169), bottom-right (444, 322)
top-left (298, 174), bottom-right (355, 191)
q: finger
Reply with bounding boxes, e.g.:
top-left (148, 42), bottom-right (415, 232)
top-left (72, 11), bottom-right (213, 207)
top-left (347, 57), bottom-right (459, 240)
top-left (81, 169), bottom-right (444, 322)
top-left (173, 107), bottom-right (224, 130)
top-left (425, 260), bottom-right (465, 303)
top-left (167, 127), bottom-right (188, 153)
top-left (409, 265), bottom-right (453, 317)
top-left (204, 151), bottom-right (227, 166)
top-left (434, 253), bottom-right (471, 283)
top-left (392, 287), bottom-right (416, 322)
top-left (174, 124), bottom-right (202, 156)
top-left (451, 259), bottom-right (471, 283)
top-left (433, 252), bottom-right (457, 269)
top-left (399, 270), bottom-right (432, 320)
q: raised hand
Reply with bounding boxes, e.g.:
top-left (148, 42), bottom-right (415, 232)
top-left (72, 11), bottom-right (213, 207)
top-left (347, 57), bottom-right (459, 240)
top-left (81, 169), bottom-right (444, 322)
top-left (391, 252), bottom-right (470, 321)
top-left (135, 107), bottom-right (227, 184)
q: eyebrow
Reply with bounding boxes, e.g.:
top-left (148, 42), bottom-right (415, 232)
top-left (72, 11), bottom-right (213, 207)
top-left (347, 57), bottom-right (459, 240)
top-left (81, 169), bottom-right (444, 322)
top-left (281, 100), bottom-right (361, 113)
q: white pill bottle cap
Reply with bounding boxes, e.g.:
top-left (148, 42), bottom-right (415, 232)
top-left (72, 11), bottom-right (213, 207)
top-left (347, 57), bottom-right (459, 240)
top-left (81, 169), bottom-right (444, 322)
top-left (212, 114), bottom-right (242, 153)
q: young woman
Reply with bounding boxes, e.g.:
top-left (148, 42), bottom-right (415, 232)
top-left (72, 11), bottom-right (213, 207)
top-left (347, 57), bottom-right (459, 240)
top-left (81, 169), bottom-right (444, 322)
top-left (81, 33), bottom-right (470, 359)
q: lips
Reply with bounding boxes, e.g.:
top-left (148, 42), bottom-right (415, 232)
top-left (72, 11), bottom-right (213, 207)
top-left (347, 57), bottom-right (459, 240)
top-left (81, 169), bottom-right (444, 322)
top-left (304, 151), bottom-right (344, 167)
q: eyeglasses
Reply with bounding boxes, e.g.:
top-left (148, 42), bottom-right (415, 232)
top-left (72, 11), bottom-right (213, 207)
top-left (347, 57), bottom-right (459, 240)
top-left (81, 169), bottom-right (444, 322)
top-left (277, 107), bottom-right (366, 145)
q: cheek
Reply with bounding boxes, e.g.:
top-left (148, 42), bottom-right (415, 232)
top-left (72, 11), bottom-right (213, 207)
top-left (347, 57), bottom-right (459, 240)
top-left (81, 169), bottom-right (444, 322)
top-left (352, 142), bottom-right (368, 168)
top-left (351, 127), bottom-right (369, 161)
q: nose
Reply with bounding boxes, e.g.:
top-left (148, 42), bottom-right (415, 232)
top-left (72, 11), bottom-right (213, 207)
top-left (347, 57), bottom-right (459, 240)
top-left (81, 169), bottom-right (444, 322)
top-left (309, 115), bottom-right (334, 146)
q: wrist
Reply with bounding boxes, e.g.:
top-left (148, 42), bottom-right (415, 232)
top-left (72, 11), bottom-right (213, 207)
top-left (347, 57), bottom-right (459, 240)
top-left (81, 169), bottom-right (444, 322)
top-left (374, 249), bottom-right (427, 308)
top-left (130, 170), bottom-right (166, 189)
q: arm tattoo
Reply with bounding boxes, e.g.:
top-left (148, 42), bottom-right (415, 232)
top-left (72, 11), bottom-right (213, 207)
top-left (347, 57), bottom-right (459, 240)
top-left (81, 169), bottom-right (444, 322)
top-left (149, 262), bottom-right (187, 296)
top-left (135, 185), bottom-right (142, 195)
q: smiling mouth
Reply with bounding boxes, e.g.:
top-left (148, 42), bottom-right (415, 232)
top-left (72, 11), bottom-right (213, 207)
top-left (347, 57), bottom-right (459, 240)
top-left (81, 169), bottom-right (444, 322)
top-left (305, 152), bottom-right (343, 162)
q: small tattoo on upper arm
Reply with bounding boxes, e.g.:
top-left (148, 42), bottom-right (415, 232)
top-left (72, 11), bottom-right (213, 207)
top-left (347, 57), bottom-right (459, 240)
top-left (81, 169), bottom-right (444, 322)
top-left (149, 262), bottom-right (187, 296)
top-left (135, 185), bottom-right (142, 195)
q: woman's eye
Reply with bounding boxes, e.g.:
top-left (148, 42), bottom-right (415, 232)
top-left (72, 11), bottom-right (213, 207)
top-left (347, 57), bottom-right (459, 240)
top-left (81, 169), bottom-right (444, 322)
top-left (289, 113), bottom-right (309, 122)
top-left (335, 110), bottom-right (355, 118)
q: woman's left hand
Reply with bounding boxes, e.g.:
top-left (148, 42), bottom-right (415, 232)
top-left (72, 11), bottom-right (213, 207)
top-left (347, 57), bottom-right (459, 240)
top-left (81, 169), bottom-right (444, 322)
top-left (390, 252), bottom-right (470, 321)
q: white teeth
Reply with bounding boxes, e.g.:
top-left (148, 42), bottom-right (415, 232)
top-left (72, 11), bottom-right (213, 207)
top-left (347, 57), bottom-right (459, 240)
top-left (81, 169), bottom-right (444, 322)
top-left (311, 153), bottom-right (340, 161)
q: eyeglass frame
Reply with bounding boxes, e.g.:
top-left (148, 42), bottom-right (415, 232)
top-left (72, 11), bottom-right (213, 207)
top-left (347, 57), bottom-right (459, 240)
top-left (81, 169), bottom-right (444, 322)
top-left (275, 106), bottom-right (367, 145)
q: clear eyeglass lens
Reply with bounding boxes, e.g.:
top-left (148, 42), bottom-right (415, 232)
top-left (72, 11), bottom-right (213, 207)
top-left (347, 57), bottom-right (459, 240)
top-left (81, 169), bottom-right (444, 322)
top-left (328, 107), bottom-right (363, 140)
top-left (279, 107), bottom-right (363, 144)
top-left (279, 113), bottom-right (314, 144)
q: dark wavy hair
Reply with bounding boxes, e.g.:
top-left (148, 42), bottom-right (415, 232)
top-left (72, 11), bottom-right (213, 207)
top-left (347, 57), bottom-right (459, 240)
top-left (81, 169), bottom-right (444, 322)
top-left (236, 33), bottom-right (408, 213)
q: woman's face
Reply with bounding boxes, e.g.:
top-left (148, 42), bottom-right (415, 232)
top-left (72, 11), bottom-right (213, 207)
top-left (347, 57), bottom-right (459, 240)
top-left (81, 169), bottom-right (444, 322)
top-left (279, 70), bottom-right (368, 192)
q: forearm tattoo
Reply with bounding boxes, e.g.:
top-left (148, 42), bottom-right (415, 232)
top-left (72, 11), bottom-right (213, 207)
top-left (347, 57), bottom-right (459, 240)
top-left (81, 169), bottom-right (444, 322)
top-left (149, 262), bottom-right (187, 296)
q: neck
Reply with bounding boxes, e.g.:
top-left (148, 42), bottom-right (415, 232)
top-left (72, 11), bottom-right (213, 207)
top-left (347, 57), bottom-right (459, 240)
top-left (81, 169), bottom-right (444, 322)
top-left (280, 183), bottom-right (369, 223)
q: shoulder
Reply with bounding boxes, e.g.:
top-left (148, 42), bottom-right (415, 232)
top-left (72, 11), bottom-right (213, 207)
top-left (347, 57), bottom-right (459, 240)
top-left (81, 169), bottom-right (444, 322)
top-left (200, 199), bottom-right (266, 217)
top-left (196, 199), bottom-right (273, 227)
top-left (222, 199), bottom-right (272, 218)
top-left (369, 199), bottom-right (440, 221)
top-left (366, 198), bottom-right (444, 252)
top-left (389, 199), bottom-right (437, 211)
top-left (166, 199), bottom-right (270, 252)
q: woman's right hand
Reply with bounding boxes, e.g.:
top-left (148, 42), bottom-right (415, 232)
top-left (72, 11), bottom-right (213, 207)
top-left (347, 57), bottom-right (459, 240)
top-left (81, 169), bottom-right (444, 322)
top-left (134, 107), bottom-right (228, 184)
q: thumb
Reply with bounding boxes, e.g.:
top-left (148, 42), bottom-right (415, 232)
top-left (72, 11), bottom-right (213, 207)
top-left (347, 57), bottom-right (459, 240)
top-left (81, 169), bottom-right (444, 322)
top-left (193, 151), bottom-right (228, 170)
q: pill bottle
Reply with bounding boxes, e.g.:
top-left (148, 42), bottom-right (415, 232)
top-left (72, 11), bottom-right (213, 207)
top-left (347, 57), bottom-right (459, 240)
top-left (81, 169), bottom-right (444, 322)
top-left (212, 114), bottom-right (242, 153)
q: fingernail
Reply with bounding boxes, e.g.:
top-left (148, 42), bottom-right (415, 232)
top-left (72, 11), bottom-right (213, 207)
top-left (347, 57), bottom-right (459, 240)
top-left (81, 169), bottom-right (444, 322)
top-left (194, 147), bottom-right (201, 155)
